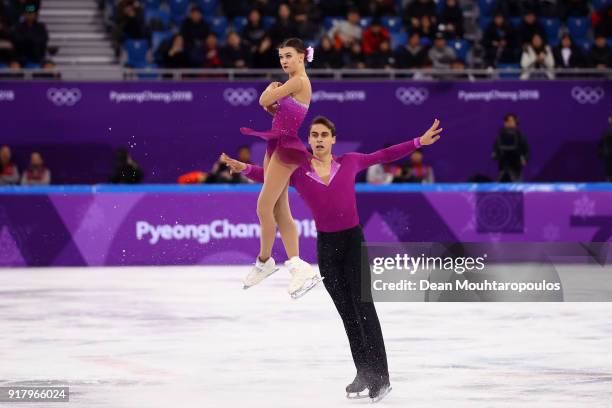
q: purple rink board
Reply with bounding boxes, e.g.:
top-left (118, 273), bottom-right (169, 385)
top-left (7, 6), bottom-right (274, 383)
top-left (1, 184), bottom-right (612, 267)
top-left (0, 80), bottom-right (610, 184)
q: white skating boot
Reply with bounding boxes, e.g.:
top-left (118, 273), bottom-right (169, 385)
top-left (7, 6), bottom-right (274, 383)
top-left (285, 256), bottom-right (323, 299)
top-left (243, 256), bottom-right (279, 289)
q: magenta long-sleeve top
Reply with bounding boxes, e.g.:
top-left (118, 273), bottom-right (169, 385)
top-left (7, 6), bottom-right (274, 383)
top-left (243, 137), bottom-right (422, 232)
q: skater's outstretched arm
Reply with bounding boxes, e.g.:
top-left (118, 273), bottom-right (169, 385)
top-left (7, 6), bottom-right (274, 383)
top-left (351, 119), bottom-right (443, 172)
top-left (219, 153), bottom-right (295, 185)
top-left (259, 76), bottom-right (303, 107)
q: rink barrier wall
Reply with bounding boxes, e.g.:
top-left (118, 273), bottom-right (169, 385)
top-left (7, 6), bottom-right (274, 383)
top-left (0, 80), bottom-right (610, 184)
top-left (1, 183), bottom-right (611, 267)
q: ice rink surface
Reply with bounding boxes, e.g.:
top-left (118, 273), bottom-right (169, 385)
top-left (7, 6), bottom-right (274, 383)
top-left (0, 266), bottom-right (611, 407)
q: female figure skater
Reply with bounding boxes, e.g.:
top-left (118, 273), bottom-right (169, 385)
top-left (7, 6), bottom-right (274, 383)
top-left (221, 116), bottom-right (443, 402)
top-left (239, 37), bottom-right (323, 298)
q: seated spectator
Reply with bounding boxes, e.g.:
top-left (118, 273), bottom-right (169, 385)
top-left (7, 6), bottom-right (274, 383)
top-left (520, 33), bottom-right (555, 79)
top-left (268, 3), bottom-right (298, 45)
top-left (366, 39), bottom-right (394, 68)
top-left (312, 35), bottom-right (342, 69)
top-left (413, 58), bottom-right (435, 80)
top-left (428, 31), bottom-right (456, 68)
top-left (202, 33), bottom-right (222, 68)
top-left (553, 33), bottom-right (587, 73)
top-left (403, 0), bottom-right (438, 30)
top-left (294, 9), bottom-right (320, 41)
top-left (328, 7), bottom-right (362, 50)
top-left (242, 9), bottom-right (266, 51)
top-left (367, 144), bottom-right (397, 184)
top-left (180, 6), bottom-right (210, 60)
top-left (439, 0), bottom-right (464, 39)
top-left (109, 148), bottom-right (143, 184)
top-left (394, 31), bottom-right (429, 68)
top-left (252, 35), bottom-right (277, 68)
top-left (517, 10), bottom-right (546, 46)
top-left (449, 58), bottom-right (471, 79)
top-left (155, 34), bottom-right (190, 68)
top-left (0, 6), bottom-right (15, 65)
top-left (0, 145), bottom-right (19, 185)
top-left (592, 6), bottom-right (612, 38)
top-left (221, 31), bottom-right (252, 68)
top-left (21, 151), bottom-right (50, 185)
top-left (416, 15), bottom-right (435, 41)
top-left (466, 41), bottom-right (487, 68)
top-left (113, 0), bottom-right (146, 56)
top-left (5, 0), bottom-right (43, 26)
top-left (394, 150), bottom-right (435, 183)
top-left (206, 160), bottom-right (233, 183)
top-left (12, 3), bottom-right (48, 65)
top-left (559, 0), bottom-right (590, 20)
top-left (588, 34), bottom-right (612, 68)
top-left (362, 17), bottom-right (390, 55)
top-left (342, 41), bottom-right (366, 69)
top-left (482, 12), bottom-right (520, 67)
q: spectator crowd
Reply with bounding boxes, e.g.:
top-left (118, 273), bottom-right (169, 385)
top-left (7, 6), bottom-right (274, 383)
top-left (110, 0), bottom-right (612, 74)
top-left (0, 0), bottom-right (50, 69)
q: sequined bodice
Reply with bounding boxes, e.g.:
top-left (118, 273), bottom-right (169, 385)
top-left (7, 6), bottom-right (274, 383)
top-left (270, 95), bottom-right (309, 135)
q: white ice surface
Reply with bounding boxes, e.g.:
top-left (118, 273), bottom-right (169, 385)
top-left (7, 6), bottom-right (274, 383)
top-left (0, 266), bottom-right (611, 407)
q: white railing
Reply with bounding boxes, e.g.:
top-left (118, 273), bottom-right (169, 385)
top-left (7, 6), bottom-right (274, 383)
top-left (0, 67), bottom-right (610, 81)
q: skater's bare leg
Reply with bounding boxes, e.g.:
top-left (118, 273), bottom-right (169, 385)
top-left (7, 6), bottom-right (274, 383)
top-left (257, 151), bottom-right (297, 261)
top-left (273, 182), bottom-right (299, 259)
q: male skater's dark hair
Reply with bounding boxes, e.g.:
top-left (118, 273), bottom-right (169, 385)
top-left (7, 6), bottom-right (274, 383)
top-left (309, 116), bottom-right (336, 137)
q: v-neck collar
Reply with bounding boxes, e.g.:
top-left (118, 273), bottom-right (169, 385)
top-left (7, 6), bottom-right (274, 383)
top-left (305, 157), bottom-right (341, 187)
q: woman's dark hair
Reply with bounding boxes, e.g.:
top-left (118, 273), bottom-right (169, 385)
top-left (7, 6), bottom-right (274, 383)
top-left (277, 37), bottom-right (307, 56)
top-left (309, 116), bottom-right (336, 136)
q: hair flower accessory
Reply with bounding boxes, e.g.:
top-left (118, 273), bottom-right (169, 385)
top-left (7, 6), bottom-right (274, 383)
top-left (306, 46), bottom-right (314, 62)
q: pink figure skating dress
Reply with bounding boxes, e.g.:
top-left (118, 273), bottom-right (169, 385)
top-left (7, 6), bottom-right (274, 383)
top-left (240, 95), bottom-right (319, 169)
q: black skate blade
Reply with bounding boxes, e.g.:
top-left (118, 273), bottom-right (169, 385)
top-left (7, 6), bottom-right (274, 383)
top-left (290, 276), bottom-right (324, 299)
top-left (242, 267), bottom-right (280, 290)
top-left (370, 386), bottom-right (392, 403)
top-left (346, 391), bottom-right (369, 399)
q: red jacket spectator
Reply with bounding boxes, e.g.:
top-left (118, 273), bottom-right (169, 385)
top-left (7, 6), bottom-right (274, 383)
top-left (362, 20), bottom-right (390, 55)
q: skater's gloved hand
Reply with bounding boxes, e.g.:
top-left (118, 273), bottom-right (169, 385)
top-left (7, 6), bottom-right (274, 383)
top-left (219, 153), bottom-right (247, 174)
top-left (419, 118), bottom-right (443, 146)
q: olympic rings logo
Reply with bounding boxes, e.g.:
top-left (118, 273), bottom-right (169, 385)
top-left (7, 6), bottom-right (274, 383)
top-left (570, 86), bottom-right (604, 104)
top-left (395, 87), bottom-right (429, 105)
top-left (47, 88), bottom-right (81, 106)
top-left (223, 88), bottom-right (257, 106)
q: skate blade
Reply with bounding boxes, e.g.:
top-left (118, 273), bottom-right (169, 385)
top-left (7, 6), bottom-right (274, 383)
top-left (242, 267), bottom-right (280, 290)
top-left (290, 276), bottom-right (324, 299)
top-left (346, 391), bottom-right (369, 399)
top-left (370, 386), bottom-right (392, 403)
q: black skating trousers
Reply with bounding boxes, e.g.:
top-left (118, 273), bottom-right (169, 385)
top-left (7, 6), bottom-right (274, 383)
top-left (316, 224), bottom-right (389, 382)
